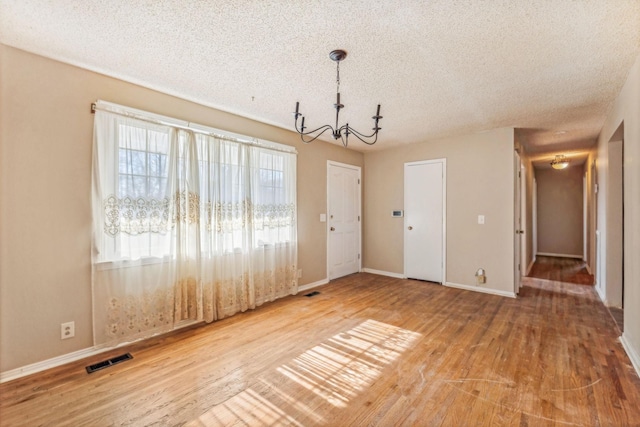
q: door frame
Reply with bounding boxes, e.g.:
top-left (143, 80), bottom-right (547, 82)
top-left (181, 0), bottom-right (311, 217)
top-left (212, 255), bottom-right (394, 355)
top-left (514, 150), bottom-right (522, 294)
top-left (520, 161), bottom-right (527, 287)
top-left (327, 160), bottom-right (362, 280)
top-left (403, 158), bottom-right (447, 284)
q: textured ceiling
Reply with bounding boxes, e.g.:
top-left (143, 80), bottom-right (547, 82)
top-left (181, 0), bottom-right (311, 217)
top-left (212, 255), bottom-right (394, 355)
top-left (1, 1), bottom-right (639, 153)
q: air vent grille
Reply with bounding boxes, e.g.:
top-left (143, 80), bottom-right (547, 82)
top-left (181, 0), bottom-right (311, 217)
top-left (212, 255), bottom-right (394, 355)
top-left (86, 353), bottom-right (133, 374)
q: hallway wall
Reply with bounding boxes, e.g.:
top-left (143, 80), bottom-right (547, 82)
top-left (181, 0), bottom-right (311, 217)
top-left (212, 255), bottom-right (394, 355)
top-left (536, 165), bottom-right (584, 257)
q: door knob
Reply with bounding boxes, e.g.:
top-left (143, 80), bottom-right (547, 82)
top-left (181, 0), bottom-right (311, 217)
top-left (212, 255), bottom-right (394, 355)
top-left (408, 226), bottom-right (413, 230)
top-left (330, 227), bottom-right (335, 231)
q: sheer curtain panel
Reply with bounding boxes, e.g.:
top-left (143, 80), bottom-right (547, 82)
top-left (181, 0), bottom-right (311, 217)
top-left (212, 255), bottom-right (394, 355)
top-left (92, 102), bottom-right (297, 346)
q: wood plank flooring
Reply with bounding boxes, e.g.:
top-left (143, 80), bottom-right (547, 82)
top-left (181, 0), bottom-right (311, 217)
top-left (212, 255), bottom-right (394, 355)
top-left (527, 256), bottom-right (594, 285)
top-left (2, 273), bottom-right (639, 426)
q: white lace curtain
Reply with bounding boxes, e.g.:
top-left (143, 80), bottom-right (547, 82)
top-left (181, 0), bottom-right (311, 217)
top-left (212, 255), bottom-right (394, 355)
top-left (92, 103), bottom-right (297, 346)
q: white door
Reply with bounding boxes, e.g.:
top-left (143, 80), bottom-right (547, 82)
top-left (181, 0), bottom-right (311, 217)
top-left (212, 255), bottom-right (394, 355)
top-left (404, 159), bottom-right (445, 283)
top-left (327, 162), bottom-right (361, 280)
top-left (514, 151), bottom-right (522, 293)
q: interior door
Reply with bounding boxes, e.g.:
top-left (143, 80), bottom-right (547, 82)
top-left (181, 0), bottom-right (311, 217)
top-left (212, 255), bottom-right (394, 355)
top-left (404, 159), bottom-right (445, 283)
top-left (327, 162), bottom-right (361, 280)
top-left (514, 150), bottom-right (522, 293)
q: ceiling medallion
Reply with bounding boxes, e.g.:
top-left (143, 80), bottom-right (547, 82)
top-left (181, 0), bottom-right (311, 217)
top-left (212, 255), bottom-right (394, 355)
top-left (293, 50), bottom-right (382, 147)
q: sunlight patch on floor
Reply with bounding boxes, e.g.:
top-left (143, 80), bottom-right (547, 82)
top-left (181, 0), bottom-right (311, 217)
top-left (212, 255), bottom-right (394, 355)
top-left (277, 319), bottom-right (421, 407)
top-left (186, 319), bottom-right (421, 426)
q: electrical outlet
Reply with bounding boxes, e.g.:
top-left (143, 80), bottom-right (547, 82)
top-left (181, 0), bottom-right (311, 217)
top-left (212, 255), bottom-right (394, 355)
top-left (61, 321), bottom-right (75, 340)
top-left (297, 269), bottom-right (303, 279)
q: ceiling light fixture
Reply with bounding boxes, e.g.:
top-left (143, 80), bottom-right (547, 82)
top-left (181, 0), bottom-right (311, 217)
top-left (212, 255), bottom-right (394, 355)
top-left (293, 50), bottom-right (382, 147)
top-left (551, 154), bottom-right (570, 169)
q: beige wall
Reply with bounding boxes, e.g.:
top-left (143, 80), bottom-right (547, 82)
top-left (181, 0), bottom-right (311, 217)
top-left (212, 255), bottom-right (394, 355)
top-left (0, 45), bottom-right (363, 372)
top-left (596, 51), bottom-right (640, 366)
top-left (535, 166), bottom-right (584, 257)
top-left (363, 128), bottom-right (515, 294)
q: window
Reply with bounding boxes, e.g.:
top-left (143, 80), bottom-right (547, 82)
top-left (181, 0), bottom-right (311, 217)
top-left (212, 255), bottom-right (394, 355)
top-left (93, 103), bottom-right (297, 263)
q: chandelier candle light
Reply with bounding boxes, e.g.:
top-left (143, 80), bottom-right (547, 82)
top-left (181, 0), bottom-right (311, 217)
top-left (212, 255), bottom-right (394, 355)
top-left (293, 50), bottom-right (382, 147)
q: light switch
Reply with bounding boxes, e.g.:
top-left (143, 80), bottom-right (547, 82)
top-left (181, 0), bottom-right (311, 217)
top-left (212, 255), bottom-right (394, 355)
top-left (478, 215), bottom-right (485, 225)
top-left (320, 213), bottom-right (326, 222)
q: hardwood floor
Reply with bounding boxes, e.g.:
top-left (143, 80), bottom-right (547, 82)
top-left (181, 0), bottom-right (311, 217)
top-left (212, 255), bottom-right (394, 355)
top-left (609, 306), bottom-right (624, 334)
top-left (2, 273), bottom-right (639, 426)
top-left (527, 256), bottom-right (594, 285)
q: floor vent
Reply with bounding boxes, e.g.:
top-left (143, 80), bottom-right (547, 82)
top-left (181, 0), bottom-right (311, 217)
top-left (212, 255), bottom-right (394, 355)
top-left (304, 291), bottom-right (321, 297)
top-left (86, 353), bottom-right (133, 374)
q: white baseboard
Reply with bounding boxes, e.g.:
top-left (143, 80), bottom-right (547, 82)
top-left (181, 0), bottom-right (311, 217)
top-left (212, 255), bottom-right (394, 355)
top-left (298, 278), bottom-right (330, 293)
top-left (0, 345), bottom-right (107, 384)
top-left (620, 333), bottom-right (640, 379)
top-left (595, 283), bottom-right (607, 303)
top-left (536, 252), bottom-right (583, 259)
top-left (361, 268), bottom-right (406, 279)
top-left (526, 257), bottom-right (536, 276)
top-left (445, 282), bottom-right (516, 298)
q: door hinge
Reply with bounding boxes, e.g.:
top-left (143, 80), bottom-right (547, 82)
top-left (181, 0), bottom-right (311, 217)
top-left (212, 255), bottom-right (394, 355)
top-left (518, 171), bottom-right (521, 178)
top-left (358, 215), bottom-right (360, 221)
top-left (358, 178), bottom-right (360, 184)
top-left (358, 254), bottom-right (361, 259)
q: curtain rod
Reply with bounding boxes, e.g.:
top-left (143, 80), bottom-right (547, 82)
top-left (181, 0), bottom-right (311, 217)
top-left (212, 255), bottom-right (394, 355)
top-left (91, 102), bottom-right (297, 155)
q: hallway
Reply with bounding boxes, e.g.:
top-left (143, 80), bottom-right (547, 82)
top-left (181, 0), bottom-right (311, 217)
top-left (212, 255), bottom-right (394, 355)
top-left (527, 255), bottom-right (624, 333)
top-left (527, 255), bottom-right (594, 285)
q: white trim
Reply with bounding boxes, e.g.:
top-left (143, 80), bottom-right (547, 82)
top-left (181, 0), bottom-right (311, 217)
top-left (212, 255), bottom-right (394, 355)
top-left (526, 257), bottom-right (536, 276)
top-left (514, 150), bottom-right (522, 294)
top-left (298, 278), bottom-right (330, 293)
top-left (445, 282), bottom-right (516, 299)
top-left (362, 268), bottom-right (406, 279)
top-left (1, 317), bottom-right (203, 383)
top-left (620, 333), bottom-right (640, 379)
top-left (520, 160), bottom-right (527, 291)
top-left (0, 346), bottom-right (108, 383)
top-left (585, 264), bottom-right (593, 275)
top-left (583, 174), bottom-right (588, 261)
top-left (532, 179), bottom-right (538, 257)
top-left (326, 161), bottom-right (362, 281)
top-left (595, 283), bottom-right (607, 303)
top-left (536, 252), bottom-right (584, 259)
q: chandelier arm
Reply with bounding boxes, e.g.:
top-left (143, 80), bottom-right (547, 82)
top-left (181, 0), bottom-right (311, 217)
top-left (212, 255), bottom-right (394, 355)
top-left (297, 126), bottom-right (335, 144)
top-left (300, 131), bottom-right (332, 144)
top-left (344, 125), bottom-right (379, 140)
top-left (294, 116), bottom-right (335, 136)
top-left (346, 129), bottom-right (379, 145)
top-left (298, 124), bottom-right (335, 137)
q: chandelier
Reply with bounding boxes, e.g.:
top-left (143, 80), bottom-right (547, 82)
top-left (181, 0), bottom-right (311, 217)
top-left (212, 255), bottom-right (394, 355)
top-left (293, 50), bottom-right (382, 147)
top-left (550, 154), bottom-right (570, 169)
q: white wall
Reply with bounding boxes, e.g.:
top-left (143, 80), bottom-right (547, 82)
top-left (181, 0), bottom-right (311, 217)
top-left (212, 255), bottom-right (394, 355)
top-left (596, 51), bottom-right (640, 373)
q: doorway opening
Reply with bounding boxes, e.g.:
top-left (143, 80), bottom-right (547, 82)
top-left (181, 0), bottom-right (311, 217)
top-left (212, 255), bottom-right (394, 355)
top-left (606, 122), bottom-right (624, 332)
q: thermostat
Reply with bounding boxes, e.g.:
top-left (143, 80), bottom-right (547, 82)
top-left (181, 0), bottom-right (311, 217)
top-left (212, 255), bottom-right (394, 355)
top-left (392, 210), bottom-right (404, 217)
